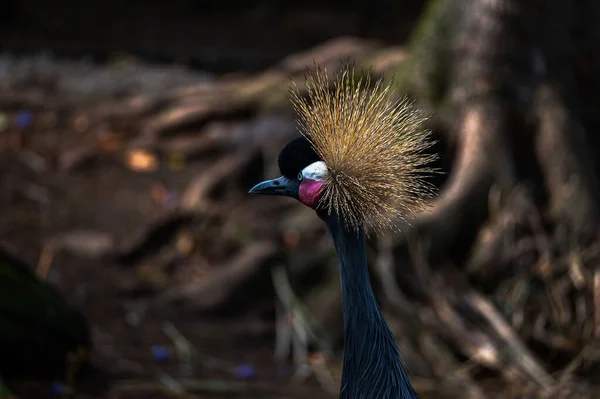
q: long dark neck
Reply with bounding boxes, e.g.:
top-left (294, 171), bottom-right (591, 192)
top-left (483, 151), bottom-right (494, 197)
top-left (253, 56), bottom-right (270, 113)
top-left (325, 214), bottom-right (418, 399)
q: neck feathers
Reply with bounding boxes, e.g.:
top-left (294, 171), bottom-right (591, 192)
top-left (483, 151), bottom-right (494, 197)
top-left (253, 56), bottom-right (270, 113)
top-left (325, 214), bottom-right (418, 399)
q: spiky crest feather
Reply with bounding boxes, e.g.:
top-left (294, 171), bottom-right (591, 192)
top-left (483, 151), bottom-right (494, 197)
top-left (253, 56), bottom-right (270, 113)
top-left (289, 66), bottom-right (437, 234)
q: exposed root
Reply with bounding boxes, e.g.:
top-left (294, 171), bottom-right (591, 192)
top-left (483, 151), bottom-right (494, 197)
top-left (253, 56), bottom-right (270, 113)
top-left (534, 83), bottom-right (600, 243)
top-left (179, 148), bottom-right (260, 212)
top-left (466, 186), bottom-right (537, 277)
top-left (271, 265), bottom-right (332, 368)
top-left (414, 258), bottom-right (555, 392)
top-left (154, 241), bottom-right (277, 312)
top-left (271, 265), bottom-right (340, 393)
top-left (140, 37), bottom-right (405, 138)
top-left (116, 212), bottom-right (197, 265)
top-left (395, 101), bottom-right (513, 268)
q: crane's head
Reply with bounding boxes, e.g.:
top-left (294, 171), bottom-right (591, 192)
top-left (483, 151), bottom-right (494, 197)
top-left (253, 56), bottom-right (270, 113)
top-left (250, 66), bottom-right (438, 234)
top-left (249, 135), bottom-right (327, 210)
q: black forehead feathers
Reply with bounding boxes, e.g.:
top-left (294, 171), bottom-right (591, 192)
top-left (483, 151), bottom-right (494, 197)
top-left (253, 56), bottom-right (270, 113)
top-left (278, 136), bottom-right (321, 178)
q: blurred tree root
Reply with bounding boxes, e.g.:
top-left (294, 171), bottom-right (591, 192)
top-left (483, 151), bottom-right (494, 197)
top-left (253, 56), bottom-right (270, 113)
top-left (371, 0), bottom-right (600, 398)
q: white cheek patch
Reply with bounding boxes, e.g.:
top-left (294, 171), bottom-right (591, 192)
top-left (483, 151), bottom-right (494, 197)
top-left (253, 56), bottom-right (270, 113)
top-left (301, 161), bottom-right (328, 181)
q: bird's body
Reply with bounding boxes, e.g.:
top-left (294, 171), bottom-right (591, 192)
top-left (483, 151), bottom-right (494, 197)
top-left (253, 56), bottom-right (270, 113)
top-left (250, 66), bottom-right (435, 398)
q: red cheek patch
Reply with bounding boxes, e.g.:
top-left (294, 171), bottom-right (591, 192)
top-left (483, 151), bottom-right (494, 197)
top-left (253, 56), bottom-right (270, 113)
top-left (299, 179), bottom-right (324, 208)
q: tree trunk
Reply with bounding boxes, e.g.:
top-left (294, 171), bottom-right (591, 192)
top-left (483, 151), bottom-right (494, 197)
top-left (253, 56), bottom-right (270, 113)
top-left (375, 0), bottom-right (600, 396)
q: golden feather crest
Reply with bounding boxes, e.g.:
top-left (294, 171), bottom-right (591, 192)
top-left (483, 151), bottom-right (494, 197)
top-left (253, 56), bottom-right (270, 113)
top-left (289, 66), bottom-right (437, 234)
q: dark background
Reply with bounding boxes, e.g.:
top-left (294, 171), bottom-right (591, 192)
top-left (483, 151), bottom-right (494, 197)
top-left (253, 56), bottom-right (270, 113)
top-left (2, 1), bottom-right (600, 398)
top-left (0, 0), bottom-right (424, 71)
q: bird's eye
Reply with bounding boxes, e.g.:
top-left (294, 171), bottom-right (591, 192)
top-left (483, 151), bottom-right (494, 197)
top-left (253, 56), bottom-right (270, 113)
top-left (297, 172), bottom-right (303, 181)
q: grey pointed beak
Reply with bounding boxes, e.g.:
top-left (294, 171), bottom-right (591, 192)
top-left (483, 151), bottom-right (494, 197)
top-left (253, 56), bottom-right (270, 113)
top-left (249, 176), bottom-right (299, 199)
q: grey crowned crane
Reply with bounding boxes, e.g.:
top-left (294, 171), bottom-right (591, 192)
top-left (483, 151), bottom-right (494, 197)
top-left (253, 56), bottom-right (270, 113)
top-left (250, 67), bottom-right (436, 399)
